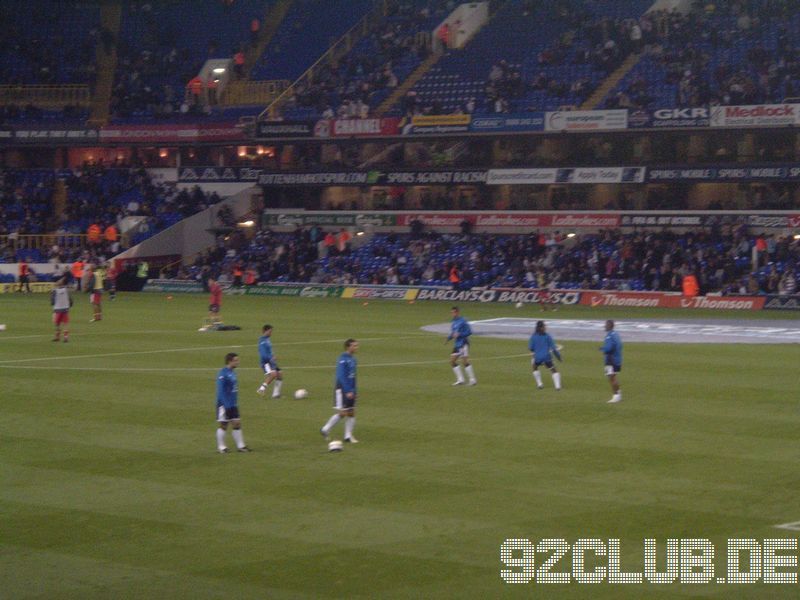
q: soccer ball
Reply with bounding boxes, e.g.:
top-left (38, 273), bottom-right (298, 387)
top-left (515, 302), bottom-right (523, 309)
top-left (328, 440), bottom-right (343, 452)
top-left (294, 388), bottom-right (309, 400)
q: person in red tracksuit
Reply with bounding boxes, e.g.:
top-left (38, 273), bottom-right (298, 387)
top-left (18, 259), bottom-right (31, 293)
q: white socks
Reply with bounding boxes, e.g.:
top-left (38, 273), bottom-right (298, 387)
top-left (216, 428), bottom-right (227, 451)
top-left (272, 379), bottom-right (283, 398)
top-left (452, 365), bottom-right (464, 383)
top-left (322, 413), bottom-right (341, 434)
top-left (231, 428), bottom-right (246, 450)
top-left (533, 370), bottom-right (543, 388)
top-left (344, 416), bottom-right (355, 439)
top-left (533, 370), bottom-right (561, 389)
top-left (464, 364), bottom-right (476, 384)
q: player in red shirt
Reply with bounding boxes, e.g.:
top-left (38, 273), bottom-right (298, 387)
top-left (202, 278), bottom-right (223, 330)
top-left (18, 259), bottom-right (31, 293)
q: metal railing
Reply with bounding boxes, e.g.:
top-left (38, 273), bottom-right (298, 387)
top-left (259, 0), bottom-right (389, 120)
top-left (220, 80), bottom-right (291, 106)
top-left (0, 85), bottom-right (91, 108)
top-left (0, 233), bottom-right (128, 255)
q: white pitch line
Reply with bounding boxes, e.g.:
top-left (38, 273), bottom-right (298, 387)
top-left (0, 329), bottom-right (188, 341)
top-left (0, 353), bottom-right (530, 372)
top-left (774, 521), bottom-right (800, 531)
top-left (0, 334), bottom-right (434, 365)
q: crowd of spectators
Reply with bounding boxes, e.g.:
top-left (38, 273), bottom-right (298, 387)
top-left (607, 0), bottom-right (800, 109)
top-left (0, 169), bottom-right (57, 236)
top-left (1, 166), bottom-right (225, 256)
top-left (58, 166), bottom-right (224, 245)
top-left (110, 1), bottom-right (263, 120)
top-left (485, 2), bottom-right (644, 114)
top-left (166, 224), bottom-right (800, 297)
top-left (0, 1), bottom-right (99, 85)
top-left (285, 1), bottom-right (445, 119)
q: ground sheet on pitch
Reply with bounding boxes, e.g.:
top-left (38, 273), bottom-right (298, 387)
top-left (422, 317), bottom-right (800, 344)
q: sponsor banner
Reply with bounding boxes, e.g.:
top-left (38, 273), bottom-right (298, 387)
top-left (402, 114), bottom-right (471, 135)
top-left (258, 169), bottom-right (487, 186)
top-left (417, 288), bottom-right (501, 303)
top-left (763, 295), bottom-right (800, 311)
top-left (648, 166), bottom-right (800, 182)
top-left (179, 166), bottom-right (264, 183)
top-left (628, 107), bottom-right (710, 129)
top-left (146, 168), bottom-right (179, 183)
top-left (395, 212), bottom-right (620, 228)
top-left (245, 284), bottom-right (343, 297)
top-left (492, 289), bottom-right (581, 305)
top-left (710, 104), bottom-right (798, 128)
top-left (469, 113), bottom-right (545, 133)
top-left (414, 287), bottom-right (581, 305)
top-left (255, 120), bottom-right (314, 138)
top-left (0, 282), bottom-right (55, 293)
top-left (621, 214), bottom-right (707, 227)
top-left (581, 291), bottom-right (765, 310)
top-left (547, 213), bottom-right (620, 228)
top-left (258, 171), bottom-right (372, 185)
top-left (142, 280), bottom-right (344, 297)
top-left (622, 213), bottom-right (800, 228)
top-left (487, 167), bottom-right (645, 185)
top-left (142, 280), bottom-right (203, 293)
top-left (545, 109), bottom-right (627, 132)
top-left (676, 295), bottom-right (766, 310)
top-left (487, 168), bottom-right (558, 185)
top-left (263, 212), bottom-right (397, 227)
top-left (99, 123), bottom-right (245, 143)
top-left (314, 117), bottom-right (401, 138)
top-left (4, 128), bottom-right (100, 144)
top-left (381, 170), bottom-right (487, 185)
top-left (341, 286), bottom-right (418, 300)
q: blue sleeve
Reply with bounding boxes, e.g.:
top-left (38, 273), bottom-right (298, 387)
top-left (258, 339), bottom-right (269, 362)
top-left (337, 358), bottom-right (355, 394)
top-left (460, 319), bottom-right (472, 337)
top-left (528, 335), bottom-right (535, 352)
top-left (601, 335), bottom-right (615, 355)
top-left (217, 372), bottom-right (235, 408)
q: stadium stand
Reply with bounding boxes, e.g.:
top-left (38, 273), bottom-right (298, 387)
top-left (0, 1), bottom-right (100, 85)
top-left (171, 227), bottom-right (800, 295)
top-left (390, 0), bottom-right (654, 116)
top-left (251, 0), bottom-right (374, 83)
top-left (605, 0), bottom-right (800, 109)
top-left (0, 169), bottom-right (58, 237)
top-left (279, 0), bottom-right (443, 120)
top-left (59, 167), bottom-right (223, 245)
top-left (110, 0), bottom-right (270, 121)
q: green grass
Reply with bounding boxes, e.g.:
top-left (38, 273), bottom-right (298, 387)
top-left (1, 292), bottom-right (799, 599)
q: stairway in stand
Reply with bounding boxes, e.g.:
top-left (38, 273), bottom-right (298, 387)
top-left (88, 0), bottom-right (122, 127)
top-left (580, 52), bottom-right (641, 110)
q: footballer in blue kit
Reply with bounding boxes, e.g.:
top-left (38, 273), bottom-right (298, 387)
top-left (320, 338), bottom-right (359, 443)
top-left (600, 319), bottom-right (623, 403)
top-left (447, 306), bottom-right (477, 386)
top-left (216, 352), bottom-right (250, 453)
top-left (257, 324), bottom-right (283, 398)
top-left (528, 320), bottom-right (563, 390)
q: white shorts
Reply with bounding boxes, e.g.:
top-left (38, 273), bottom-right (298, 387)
top-left (451, 344), bottom-right (469, 358)
top-left (334, 388), bottom-right (356, 410)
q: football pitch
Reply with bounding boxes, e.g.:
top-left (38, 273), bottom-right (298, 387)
top-left (1, 292), bottom-right (800, 599)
